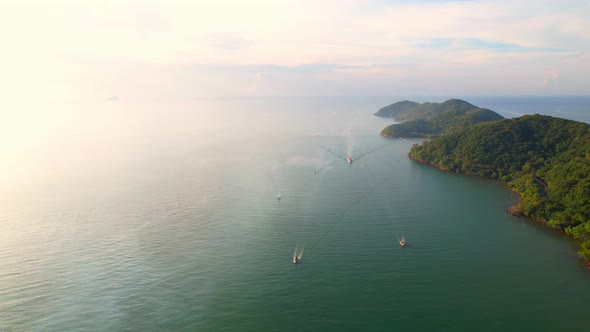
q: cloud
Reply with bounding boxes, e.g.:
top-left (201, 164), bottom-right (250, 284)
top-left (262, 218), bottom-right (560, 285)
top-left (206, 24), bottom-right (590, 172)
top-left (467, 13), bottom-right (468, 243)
top-left (417, 37), bottom-right (568, 53)
top-left (183, 63), bottom-right (358, 75)
top-left (543, 70), bottom-right (560, 87)
top-left (208, 32), bottom-right (253, 51)
top-left (2, 0), bottom-right (590, 99)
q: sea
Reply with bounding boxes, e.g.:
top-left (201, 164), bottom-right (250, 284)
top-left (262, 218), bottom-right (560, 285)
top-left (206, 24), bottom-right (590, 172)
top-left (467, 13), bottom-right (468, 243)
top-left (1, 96), bottom-right (589, 331)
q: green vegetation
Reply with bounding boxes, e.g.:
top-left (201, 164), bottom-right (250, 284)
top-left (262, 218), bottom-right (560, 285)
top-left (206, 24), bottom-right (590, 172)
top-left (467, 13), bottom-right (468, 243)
top-left (374, 100), bottom-right (420, 118)
top-left (380, 99), bottom-right (504, 138)
top-left (408, 114), bottom-right (590, 260)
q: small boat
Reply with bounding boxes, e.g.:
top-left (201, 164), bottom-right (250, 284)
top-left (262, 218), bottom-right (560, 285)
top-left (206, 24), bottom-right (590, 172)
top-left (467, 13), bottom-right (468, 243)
top-left (293, 247), bottom-right (303, 264)
top-left (400, 235), bottom-right (406, 247)
top-left (277, 192), bottom-right (282, 200)
top-left (347, 156), bottom-right (353, 164)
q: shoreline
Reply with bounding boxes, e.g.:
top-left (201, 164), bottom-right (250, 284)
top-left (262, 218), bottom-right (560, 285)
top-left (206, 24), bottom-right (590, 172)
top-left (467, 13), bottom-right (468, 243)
top-left (406, 153), bottom-right (590, 271)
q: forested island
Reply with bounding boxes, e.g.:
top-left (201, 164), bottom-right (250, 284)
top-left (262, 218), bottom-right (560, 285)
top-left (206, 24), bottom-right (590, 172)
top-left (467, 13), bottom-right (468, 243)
top-left (404, 113), bottom-right (590, 263)
top-left (378, 99), bottom-right (504, 138)
top-left (374, 100), bottom-right (420, 118)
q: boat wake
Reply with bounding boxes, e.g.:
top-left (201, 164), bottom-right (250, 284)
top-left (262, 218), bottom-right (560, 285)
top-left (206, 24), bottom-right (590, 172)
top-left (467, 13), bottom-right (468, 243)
top-left (293, 246), bottom-right (304, 264)
top-left (318, 143), bottom-right (389, 165)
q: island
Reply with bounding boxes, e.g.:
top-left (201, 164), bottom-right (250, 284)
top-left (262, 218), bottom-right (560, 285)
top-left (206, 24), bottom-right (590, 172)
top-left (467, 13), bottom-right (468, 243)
top-left (374, 100), bottom-right (420, 118)
top-left (399, 112), bottom-right (590, 264)
top-left (378, 99), bottom-right (504, 138)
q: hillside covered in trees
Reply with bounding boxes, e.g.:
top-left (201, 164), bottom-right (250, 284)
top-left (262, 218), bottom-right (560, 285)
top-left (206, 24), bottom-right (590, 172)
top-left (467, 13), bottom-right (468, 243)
top-left (374, 100), bottom-right (420, 118)
top-left (408, 114), bottom-right (590, 261)
top-left (379, 99), bottom-right (504, 138)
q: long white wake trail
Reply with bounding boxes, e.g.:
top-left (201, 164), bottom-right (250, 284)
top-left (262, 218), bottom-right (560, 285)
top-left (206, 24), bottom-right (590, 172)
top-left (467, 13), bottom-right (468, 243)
top-left (346, 128), bottom-right (355, 160)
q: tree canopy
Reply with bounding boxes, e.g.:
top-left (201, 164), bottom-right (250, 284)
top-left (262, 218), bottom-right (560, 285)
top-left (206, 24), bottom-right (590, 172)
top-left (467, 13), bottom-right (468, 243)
top-left (380, 99), bottom-right (504, 138)
top-left (374, 100), bottom-right (420, 118)
top-left (408, 114), bottom-right (590, 260)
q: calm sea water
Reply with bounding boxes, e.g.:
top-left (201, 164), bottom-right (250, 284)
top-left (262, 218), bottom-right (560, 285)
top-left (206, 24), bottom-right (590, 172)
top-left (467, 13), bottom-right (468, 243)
top-left (1, 97), bottom-right (589, 331)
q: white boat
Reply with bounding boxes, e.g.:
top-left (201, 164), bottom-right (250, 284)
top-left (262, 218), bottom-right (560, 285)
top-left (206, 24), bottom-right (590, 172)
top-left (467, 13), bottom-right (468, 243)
top-left (277, 192), bottom-right (282, 200)
top-left (347, 156), bottom-right (353, 164)
top-left (400, 235), bottom-right (406, 247)
top-left (293, 247), bottom-right (303, 264)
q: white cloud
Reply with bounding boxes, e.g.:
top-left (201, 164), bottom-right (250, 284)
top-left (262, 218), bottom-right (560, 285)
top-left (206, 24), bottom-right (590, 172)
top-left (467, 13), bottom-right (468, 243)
top-left (1, 0), bottom-right (589, 99)
top-left (207, 32), bottom-right (253, 51)
top-left (543, 70), bottom-right (560, 87)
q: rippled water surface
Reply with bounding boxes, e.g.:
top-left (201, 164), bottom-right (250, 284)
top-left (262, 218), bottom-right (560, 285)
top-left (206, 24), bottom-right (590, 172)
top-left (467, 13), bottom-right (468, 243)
top-left (1, 97), bottom-right (589, 331)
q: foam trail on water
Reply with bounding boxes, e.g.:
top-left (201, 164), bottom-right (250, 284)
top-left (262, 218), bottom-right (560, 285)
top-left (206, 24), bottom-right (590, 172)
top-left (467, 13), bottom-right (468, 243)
top-left (346, 128), bottom-right (355, 158)
top-left (318, 145), bottom-right (347, 162)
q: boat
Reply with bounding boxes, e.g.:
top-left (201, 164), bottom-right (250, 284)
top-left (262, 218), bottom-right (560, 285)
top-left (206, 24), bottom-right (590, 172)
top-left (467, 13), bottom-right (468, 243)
top-left (347, 156), bottom-right (353, 164)
top-left (277, 192), bottom-right (282, 200)
top-left (400, 235), bottom-right (406, 247)
top-left (293, 247), bottom-right (303, 264)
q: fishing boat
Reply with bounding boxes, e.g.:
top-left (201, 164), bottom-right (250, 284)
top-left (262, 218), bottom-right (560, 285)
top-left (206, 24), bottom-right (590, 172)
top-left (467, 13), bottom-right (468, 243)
top-left (400, 235), bottom-right (406, 247)
top-left (347, 156), bottom-right (353, 164)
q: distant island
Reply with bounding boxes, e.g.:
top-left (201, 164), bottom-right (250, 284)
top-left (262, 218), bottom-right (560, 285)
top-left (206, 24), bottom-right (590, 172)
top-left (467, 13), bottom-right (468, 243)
top-left (378, 102), bottom-right (590, 265)
top-left (374, 100), bottom-right (420, 118)
top-left (377, 99), bottom-right (504, 138)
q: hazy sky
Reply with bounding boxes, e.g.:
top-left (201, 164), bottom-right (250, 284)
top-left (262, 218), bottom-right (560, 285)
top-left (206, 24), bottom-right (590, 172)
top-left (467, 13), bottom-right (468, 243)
top-left (1, 0), bottom-right (589, 100)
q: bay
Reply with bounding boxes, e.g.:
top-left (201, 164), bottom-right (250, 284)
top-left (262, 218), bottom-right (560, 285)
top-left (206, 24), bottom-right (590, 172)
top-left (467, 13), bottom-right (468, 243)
top-left (1, 96), bottom-right (589, 331)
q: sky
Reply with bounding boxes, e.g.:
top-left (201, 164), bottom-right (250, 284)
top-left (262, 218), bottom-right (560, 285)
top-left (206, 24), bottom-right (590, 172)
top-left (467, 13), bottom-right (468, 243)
top-left (1, 0), bottom-right (590, 100)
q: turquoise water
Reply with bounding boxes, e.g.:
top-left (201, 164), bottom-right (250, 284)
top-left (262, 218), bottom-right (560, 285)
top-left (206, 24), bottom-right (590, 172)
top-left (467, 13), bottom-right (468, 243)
top-left (1, 97), bottom-right (589, 331)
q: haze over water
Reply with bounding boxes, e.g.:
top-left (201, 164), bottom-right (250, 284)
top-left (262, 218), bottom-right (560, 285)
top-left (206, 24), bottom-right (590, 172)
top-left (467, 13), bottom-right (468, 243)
top-left (1, 97), bottom-right (590, 331)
